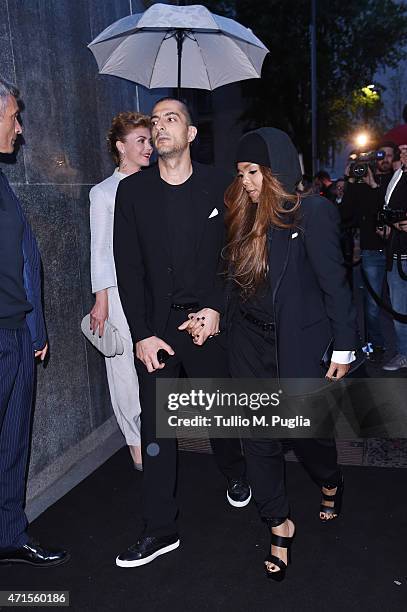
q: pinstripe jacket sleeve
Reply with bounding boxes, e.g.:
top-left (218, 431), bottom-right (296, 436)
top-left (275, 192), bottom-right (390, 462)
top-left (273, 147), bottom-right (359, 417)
top-left (0, 170), bottom-right (46, 350)
top-left (13, 190), bottom-right (46, 350)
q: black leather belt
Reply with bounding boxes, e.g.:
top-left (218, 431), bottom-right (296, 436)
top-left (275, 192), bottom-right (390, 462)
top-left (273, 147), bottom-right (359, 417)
top-left (171, 302), bottom-right (199, 311)
top-left (240, 309), bottom-right (275, 331)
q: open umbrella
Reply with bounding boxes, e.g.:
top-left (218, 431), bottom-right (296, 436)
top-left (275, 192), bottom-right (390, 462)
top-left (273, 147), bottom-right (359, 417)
top-left (88, 3), bottom-right (269, 97)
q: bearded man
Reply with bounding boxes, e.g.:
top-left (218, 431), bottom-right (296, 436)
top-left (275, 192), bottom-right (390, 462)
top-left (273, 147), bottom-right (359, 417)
top-left (113, 98), bottom-right (249, 568)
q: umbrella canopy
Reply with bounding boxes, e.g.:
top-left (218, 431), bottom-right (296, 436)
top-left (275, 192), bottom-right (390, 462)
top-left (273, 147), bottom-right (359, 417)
top-left (88, 3), bottom-right (269, 91)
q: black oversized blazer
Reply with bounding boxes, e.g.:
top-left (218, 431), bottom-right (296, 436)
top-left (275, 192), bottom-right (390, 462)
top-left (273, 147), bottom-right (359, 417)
top-left (227, 195), bottom-right (361, 380)
top-left (113, 162), bottom-right (230, 344)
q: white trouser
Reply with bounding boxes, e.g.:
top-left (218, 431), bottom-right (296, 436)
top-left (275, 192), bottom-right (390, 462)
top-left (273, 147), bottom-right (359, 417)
top-left (105, 286), bottom-right (141, 446)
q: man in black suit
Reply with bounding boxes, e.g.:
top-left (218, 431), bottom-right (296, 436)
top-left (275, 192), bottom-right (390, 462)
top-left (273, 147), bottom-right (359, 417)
top-left (113, 98), bottom-right (249, 568)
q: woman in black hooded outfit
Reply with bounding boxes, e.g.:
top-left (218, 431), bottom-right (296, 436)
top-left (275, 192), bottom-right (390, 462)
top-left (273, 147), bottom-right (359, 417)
top-left (223, 128), bottom-right (360, 581)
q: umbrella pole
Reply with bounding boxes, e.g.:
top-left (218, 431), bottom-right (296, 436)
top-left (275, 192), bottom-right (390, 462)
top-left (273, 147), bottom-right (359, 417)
top-left (175, 30), bottom-right (185, 100)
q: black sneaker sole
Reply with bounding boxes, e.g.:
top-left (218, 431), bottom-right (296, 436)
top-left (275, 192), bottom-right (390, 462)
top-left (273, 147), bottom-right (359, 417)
top-left (227, 487), bottom-right (252, 508)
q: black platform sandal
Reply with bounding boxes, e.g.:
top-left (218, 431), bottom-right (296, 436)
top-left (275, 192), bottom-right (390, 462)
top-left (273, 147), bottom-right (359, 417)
top-left (264, 518), bottom-right (295, 582)
top-left (320, 475), bottom-right (344, 521)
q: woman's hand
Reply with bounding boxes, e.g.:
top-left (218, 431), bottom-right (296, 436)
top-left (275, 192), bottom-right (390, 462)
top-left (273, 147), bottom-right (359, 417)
top-left (90, 289), bottom-right (108, 336)
top-left (178, 308), bottom-right (220, 346)
top-left (325, 361), bottom-right (350, 380)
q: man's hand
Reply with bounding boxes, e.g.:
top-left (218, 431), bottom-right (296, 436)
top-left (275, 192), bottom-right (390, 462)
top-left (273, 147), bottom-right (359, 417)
top-left (393, 220), bottom-right (407, 233)
top-left (344, 164), bottom-right (355, 184)
top-left (376, 225), bottom-right (391, 239)
top-left (362, 167), bottom-right (378, 189)
top-left (35, 343), bottom-right (48, 361)
top-left (90, 289), bottom-right (108, 336)
top-left (178, 308), bottom-right (220, 346)
top-left (135, 336), bottom-right (175, 373)
top-left (325, 361), bottom-right (350, 381)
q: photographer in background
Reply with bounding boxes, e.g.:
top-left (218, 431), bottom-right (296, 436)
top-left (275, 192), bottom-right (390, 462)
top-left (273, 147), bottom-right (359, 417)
top-left (382, 145), bottom-right (407, 371)
top-left (333, 178), bottom-right (346, 205)
top-left (340, 142), bottom-right (398, 361)
top-left (313, 170), bottom-right (335, 201)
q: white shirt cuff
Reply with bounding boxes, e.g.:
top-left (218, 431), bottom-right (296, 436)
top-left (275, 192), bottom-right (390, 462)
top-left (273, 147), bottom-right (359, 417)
top-left (331, 350), bottom-right (356, 365)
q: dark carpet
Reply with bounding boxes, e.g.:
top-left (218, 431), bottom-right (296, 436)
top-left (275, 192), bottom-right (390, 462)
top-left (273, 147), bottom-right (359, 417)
top-left (2, 449), bottom-right (406, 612)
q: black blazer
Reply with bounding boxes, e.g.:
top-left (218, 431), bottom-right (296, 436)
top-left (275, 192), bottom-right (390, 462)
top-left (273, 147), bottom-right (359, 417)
top-left (113, 162), bottom-right (230, 343)
top-left (227, 195), bottom-right (361, 380)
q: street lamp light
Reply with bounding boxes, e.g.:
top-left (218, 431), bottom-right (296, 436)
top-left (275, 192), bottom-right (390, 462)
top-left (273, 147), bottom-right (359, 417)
top-left (354, 131), bottom-right (370, 149)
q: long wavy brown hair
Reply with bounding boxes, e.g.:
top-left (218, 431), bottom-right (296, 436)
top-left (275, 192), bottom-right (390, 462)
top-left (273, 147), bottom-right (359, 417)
top-left (224, 165), bottom-right (300, 299)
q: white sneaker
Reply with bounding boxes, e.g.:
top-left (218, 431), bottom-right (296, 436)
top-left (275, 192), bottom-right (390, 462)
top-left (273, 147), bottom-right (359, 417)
top-left (382, 354), bottom-right (407, 371)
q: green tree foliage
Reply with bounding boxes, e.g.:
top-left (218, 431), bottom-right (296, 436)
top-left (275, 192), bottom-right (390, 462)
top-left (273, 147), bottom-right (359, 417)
top-left (203, 0), bottom-right (407, 169)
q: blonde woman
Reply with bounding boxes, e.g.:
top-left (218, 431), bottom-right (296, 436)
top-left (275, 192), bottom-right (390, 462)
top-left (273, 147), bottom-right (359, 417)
top-left (89, 112), bottom-right (153, 469)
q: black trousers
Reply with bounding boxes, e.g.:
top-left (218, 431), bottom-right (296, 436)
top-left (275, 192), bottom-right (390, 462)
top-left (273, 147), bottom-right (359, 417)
top-left (136, 310), bottom-right (245, 537)
top-left (229, 313), bottom-right (341, 519)
top-left (0, 326), bottom-right (33, 549)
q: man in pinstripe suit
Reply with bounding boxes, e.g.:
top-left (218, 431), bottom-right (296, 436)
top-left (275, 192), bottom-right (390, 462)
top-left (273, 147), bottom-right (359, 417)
top-left (0, 77), bottom-right (69, 567)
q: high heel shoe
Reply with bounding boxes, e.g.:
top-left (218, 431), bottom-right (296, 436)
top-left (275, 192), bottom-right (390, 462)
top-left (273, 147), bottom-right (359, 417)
top-left (263, 517), bottom-right (295, 582)
top-left (320, 474), bottom-right (344, 521)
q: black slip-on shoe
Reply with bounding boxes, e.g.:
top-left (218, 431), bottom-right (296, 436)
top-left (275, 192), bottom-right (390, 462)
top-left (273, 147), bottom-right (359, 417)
top-left (226, 477), bottom-right (252, 508)
top-left (367, 346), bottom-right (386, 363)
top-left (116, 534), bottom-right (180, 568)
top-left (0, 540), bottom-right (70, 567)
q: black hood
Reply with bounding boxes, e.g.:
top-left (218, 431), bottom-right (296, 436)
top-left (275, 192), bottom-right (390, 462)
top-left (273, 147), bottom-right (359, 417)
top-left (236, 127), bottom-right (302, 194)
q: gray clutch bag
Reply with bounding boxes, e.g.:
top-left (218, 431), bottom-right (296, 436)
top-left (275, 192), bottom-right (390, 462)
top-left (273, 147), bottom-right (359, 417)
top-left (81, 314), bottom-right (124, 357)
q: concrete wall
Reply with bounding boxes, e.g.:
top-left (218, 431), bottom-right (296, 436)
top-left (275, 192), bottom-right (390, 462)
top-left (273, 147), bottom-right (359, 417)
top-left (0, 0), bottom-right (164, 519)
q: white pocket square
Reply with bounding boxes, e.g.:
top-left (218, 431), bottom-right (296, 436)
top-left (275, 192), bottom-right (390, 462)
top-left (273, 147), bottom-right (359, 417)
top-left (291, 232), bottom-right (298, 239)
top-left (208, 208), bottom-right (218, 219)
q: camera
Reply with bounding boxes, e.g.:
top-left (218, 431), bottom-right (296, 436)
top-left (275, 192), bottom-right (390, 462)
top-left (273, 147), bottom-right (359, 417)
top-left (376, 208), bottom-right (407, 228)
top-left (349, 150), bottom-right (385, 181)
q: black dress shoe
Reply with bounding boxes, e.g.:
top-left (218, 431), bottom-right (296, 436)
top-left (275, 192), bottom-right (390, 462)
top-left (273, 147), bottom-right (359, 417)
top-left (368, 346), bottom-right (386, 363)
top-left (226, 476), bottom-right (252, 507)
top-left (116, 534), bottom-right (180, 568)
top-left (0, 540), bottom-right (70, 567)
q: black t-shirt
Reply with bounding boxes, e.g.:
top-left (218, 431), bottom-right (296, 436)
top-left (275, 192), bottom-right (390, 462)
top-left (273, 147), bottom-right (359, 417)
top-left (240, 236), bottom-right (274, 323)
top-left (161, 175), bottom-right (199, 304)
top-left (241, 276), bottom-right (275, 323)
top-left (0, 170), bottom-right (32, 328)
